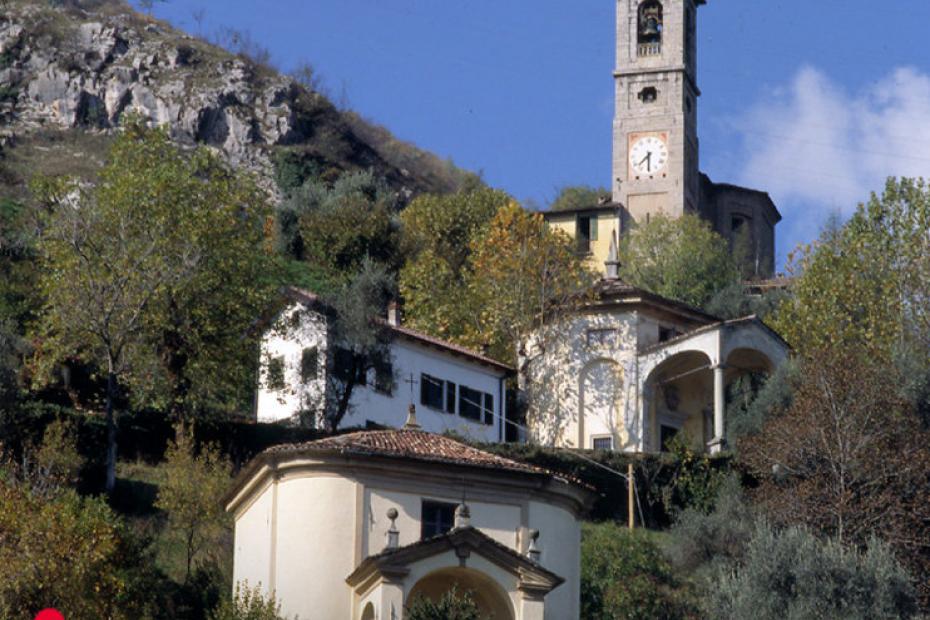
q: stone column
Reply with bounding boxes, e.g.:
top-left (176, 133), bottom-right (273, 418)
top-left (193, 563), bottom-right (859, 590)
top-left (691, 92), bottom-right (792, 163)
top-left (709, 364), bottom-right (726, 454)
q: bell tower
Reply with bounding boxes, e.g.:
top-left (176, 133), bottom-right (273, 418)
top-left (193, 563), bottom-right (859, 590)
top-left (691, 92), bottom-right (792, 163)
top-left (612, 0), bottom-right (703, 225)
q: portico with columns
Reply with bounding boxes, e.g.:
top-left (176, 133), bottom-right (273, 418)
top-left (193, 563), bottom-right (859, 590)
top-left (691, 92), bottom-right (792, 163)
top-left (520, 240), bottom-right (789, 454)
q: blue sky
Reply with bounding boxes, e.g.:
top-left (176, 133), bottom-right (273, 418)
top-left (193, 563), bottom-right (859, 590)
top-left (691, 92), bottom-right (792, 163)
top-left (143, 1), bottom-right (930, 269)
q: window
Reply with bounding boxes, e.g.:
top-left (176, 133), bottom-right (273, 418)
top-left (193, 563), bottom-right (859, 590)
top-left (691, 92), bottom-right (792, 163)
top-left (592, 436), bottom-right (613, 451)
top-left (265, 355), bottom-right (286, 391)
top-left (421, 500), bottom-right (456, 539)
top-left (445, 381), bottom-right (457, 414)
top-left (637, 1), bottom-right (663, 55)
top-left (421, 373), bottom-right (445, 410)
top-left (587, 328), bottom-right (618, 347)
top-left (638, 87), bottom-right (658, 103)
top-left (374, 357), bottom-right (393, 395)
top-left (660, 425), bottom-right (679, 452)
top-left (658, 326), bottom-right (679, 343)
top-left (459, 386), bottom-right (493, 425)
top-left (576, 214), bottom-right (597, 254)
top-left (300, 347), bottom-right (318, 383)
top-left (333, 347), bottom-right (366, 385)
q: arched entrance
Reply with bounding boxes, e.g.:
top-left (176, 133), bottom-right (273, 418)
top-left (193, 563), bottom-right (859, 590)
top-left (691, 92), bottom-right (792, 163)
top-left (360, 602), bottom-right (375, 620)
top-left (407, 567), bottom-right (514, 620)
top-left (643, 350), bottom-right (713, 452)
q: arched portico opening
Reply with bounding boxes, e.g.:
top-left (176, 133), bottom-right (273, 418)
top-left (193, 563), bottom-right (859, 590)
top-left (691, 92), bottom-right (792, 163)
top-left (407, 567), bottom-right (514, 620)
top-left (643, 350), bottom-right (713, 452)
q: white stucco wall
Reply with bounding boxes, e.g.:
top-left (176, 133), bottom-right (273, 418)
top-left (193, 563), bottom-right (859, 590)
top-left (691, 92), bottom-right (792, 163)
top-left (231, 462), bottom-right (586, 620)
top-left (256, 303), bottom-right (508, 443)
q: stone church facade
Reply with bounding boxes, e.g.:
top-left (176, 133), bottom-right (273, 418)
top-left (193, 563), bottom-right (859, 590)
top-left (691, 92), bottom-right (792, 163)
top-left (546, 0), bottom-right (781, 277)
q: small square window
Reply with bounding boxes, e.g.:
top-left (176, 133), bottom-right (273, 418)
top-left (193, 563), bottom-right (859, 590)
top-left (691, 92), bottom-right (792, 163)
top-left (421, 500), bottom-right (456, 539)
top-left (638, 87), bottom-right (658, 103)
top-left (592, 436), bottom-right (613, 451)
top-left (483, 393), bottom-right (494, 426)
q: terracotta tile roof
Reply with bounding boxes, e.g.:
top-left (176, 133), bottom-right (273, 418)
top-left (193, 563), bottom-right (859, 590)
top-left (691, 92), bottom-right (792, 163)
top-left (590, 278), bottom-right (719, 323)
top-left (266, 428), bottom-right (548, 477)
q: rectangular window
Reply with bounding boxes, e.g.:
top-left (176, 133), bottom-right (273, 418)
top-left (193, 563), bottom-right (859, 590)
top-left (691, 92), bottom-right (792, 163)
top-left (300, 347), bottom-right (318, 383)
top-left (577, 216), bottom-right (592, 254)
top-left (374, 357), bottom-right (393, 395)
top-left (421, 373), bottom-right (444, 410)
top-left (445, 381), bottom-right (457, 414)
top-left (333, 347), bottom-right (366, 385)
top-left (421, 500), bottom-right (456, 540)
top-left (265, 355), bottom-right (286, 391)
top-left (592, 436), bottom-right (613, 451)
top-left (459, 386), bottom-right (493, 426)
top-left (459, 385), bottom-right (483, 422)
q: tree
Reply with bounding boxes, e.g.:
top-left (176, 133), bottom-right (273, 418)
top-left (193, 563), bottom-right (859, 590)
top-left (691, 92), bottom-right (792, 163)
top-left (618, 213), bottom-right (739, 309)
top-left (704, 522), bottom-right (916, 620)
top-left (276, 169), bottom-right (401, 287)
top-left (738, 351), bottom-right (930, 606)
top-left (322, 258), bottom-right (396, 431)
top-left (35, 119), bottom-right (277, 492)
top-left (155, 424), bottom-right (231, 584)
top-left (463, 203), bottom-right (596, 363)
top-left (405, 586), bottom-right (485, 620)
top-left (0, 478), bottom-right (156, 619)
top-left (398, 188), bottom-right (510, 342)
top-left (581, 522), bottom-right (692, 620)
top-left (772, 178), bottom-right (930, 356)
top-left (549, 185), bottom-right (610, 212)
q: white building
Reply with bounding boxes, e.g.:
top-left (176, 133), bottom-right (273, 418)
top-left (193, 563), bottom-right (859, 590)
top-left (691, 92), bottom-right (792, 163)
top-left (256, 289), bottom-right (513, 443)
top-left (521, 242), bottom-right (789, 453)
top-left (225, 419), bottom-right (594, 619)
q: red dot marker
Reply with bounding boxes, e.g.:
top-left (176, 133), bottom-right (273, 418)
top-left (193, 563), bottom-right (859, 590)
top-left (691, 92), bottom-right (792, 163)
top-left (35, 610), bottom-right (64, 620)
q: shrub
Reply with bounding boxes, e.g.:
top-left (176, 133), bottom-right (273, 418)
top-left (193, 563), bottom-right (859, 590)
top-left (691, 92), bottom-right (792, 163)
top-left (209, 583), bottom-right (286, 620)
top-left (405, 585), bottom-right (485, 620)
top-left (704, 523), bottom-right (918, 620)
top-left (581, 522), bottom-right (693, 620)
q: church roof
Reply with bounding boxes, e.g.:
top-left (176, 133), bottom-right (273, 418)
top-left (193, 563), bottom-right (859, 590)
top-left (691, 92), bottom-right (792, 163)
top-left (589, 277), bottom-right (720, 325)
top-left (346, 525), bottom-right (564, 594)
top-left (265, 428), bottom-right (550, 477)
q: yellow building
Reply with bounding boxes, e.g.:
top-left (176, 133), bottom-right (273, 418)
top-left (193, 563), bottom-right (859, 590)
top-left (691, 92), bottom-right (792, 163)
top-left (543, 204), bottom-right (622, 273)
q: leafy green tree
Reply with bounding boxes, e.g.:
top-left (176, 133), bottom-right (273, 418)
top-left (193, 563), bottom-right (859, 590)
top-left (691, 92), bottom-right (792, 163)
top-left (773, 178), bottom-right (930, 356)
top-left (704, 522), bottom-right (916, 620)
top-left (399, 188), bottom-right (510, 341)
top-left (276, 169), bottom-right (401, 286)
top-left (619, 213), bottom-right (739, 309)
top-left (581, 522), bottom-right (692, 620)
top-left (322, 258), bottom-right (396, 430)
top-left (463, 203), bottom-right (596, 363)
top-left (155, 424), bottom-right (231, 584)
top-left (406, 586), bottom-right (485, 620)
top-left (35, 119), bottom-right (277, 492)
top-left (549, 185), bottom-right (610, 211)
top-left (209, 583), bottom-right (287, 620)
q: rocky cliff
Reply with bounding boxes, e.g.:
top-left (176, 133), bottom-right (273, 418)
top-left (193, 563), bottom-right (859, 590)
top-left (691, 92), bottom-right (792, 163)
top-left (0, 0), bottom-right (467, 199)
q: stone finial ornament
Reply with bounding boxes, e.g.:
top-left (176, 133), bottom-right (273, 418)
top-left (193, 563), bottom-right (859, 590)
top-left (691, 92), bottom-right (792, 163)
top-left (386, 507), bottom-right (399, 550)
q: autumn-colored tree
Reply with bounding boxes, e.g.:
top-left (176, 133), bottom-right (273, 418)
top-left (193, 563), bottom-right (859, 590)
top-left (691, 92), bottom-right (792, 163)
top-left (738, 351), bottom-right (930, 606)
top-left (398, 188), bottom-right (510, 341)
top-left (0, 478), bottom-right (156, 619)
top-left (773, 178), bottom-right (930, 355)
top-left (618, 213), bottom-right (738, 309)
top-left (463, 203), bottom-right (596, 363)
top-left (155, 424), bottom-right (232, 584)
top-left (34, 118), bottom-right (278, 492)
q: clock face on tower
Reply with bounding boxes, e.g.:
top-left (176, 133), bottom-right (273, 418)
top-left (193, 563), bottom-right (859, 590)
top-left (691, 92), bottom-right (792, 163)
top-left (629, 134), bottom-right (669, 176)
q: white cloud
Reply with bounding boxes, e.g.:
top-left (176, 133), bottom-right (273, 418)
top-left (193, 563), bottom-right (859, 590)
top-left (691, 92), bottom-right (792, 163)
top-left (735, 66), bottom-right (930, 244)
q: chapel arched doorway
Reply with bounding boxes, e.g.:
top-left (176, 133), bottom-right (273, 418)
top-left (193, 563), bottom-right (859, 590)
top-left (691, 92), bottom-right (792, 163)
top-left (407, 567), bottom-right (514, 620)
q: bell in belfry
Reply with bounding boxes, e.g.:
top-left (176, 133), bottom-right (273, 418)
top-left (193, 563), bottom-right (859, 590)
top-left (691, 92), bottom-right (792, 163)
top-left (643, 16), bottom-right (660, 37)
